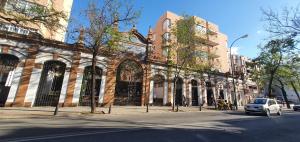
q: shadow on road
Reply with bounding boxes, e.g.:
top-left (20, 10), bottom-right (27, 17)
top-left (0, 113), bottom-right (300, 142)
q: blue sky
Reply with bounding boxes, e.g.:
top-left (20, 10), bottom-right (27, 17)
top-left (68, 0), bottom-right (299, 58)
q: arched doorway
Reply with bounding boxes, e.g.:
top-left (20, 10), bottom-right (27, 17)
top-left (153, 74), bottom-right (165, 106)
top-left (79, 66), bottom-right (103, 106)
top-left (175, 77), bottom-right (183, 106)
top-left (206, 81), bottom-right (214, 106)
top-left (0, 54), bottom-right (19, 107)
top-left (191, 79), bottom-right (199, 106)
top-left (219, 90), bottom-right (224, 99)
top-left (114, 60), bottom-right (143, 106)
top-left (34, 61), bottom-right (66, 106)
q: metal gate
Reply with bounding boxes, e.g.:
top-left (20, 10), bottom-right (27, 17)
top-left (34, 61), bottom-right (66, 107)
top-left (175, 78), bottom-right (183, 106)
top-left (115, 81), bottom-right (142, 106)
top-left (79, 66), bottom-right (102, 106)
top-left (114, 60), bottom-right (143, 106)
top-left (206, 82), bottom-right (214, 106)
top-left (191, 80), bottom-right (199, 106)
top-left (0, 54), bottom-right (19, 107)
top-left (153, 75), bottom-right (165, 106)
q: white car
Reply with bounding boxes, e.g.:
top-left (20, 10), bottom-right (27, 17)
top-left (244, 98), bottom-right (282, 116)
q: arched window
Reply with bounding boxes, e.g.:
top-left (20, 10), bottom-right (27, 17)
top-left (191, 80), bottom-right (199, 106)
top-left (34, 60), bottom-right (66, 106)
top-left (153, 75), bottom-right (165, 106)
top-left (79, 66), bottom-right (103, 106)
top-left (163, 19), bottom-right (171, 30)
top-left (114, 60), bottom-right (143, 106)
top-left (175, 77), bottom-right (183, 106)
top-left (162, 32), bottom-right (170, 44)
top-left (0, 54), bottom-right (19, 107)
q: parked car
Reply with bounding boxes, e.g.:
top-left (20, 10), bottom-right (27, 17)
top-left (244, 98), bottom-right (282, 116)
top-left (293, 103), bottom-right (300, 111)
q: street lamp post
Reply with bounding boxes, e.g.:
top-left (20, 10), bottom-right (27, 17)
top-left (229, 34), bottom-right (248, 110)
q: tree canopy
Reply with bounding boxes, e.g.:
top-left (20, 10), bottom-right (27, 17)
top-left (0, 0), bottom-right (67, 34)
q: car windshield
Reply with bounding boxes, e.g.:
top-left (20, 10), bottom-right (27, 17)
top-left (253, 99), bottom-right (267, 104)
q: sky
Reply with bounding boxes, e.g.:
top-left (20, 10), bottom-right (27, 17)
top-left (68, 0), bottom-right (299, 59)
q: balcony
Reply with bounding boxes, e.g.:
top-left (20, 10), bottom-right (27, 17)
top-left (195, 31), bottom-right (218, 47)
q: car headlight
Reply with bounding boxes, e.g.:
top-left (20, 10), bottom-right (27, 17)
top-left (259, 106), bottom-right (264, 110)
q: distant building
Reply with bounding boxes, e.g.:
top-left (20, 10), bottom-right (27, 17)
top-left (230, 54), bottom-right (259, 105)
top-left (152, 11), bottom-right (230, 73)
top-left (0, 0), bottom-right (73, 41)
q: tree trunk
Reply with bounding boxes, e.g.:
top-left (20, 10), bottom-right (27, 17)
top-left (172, 77), bottom-right (177, 111)
top-left (278, 79), bottom-right (290, 109)
top-left (90, 53), bottom-right (97, 113)
top-left (291, 81), bottom-right (300, 102)
top-left (214, 79), bottom-right (217, 109)
top-left (267, 73), bottom-right (274, 97)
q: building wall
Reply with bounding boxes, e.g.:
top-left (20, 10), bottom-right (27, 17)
top-left (153, 11), bottom-right (230, 73)
top-left (0, 29), bottom-right (257, 108)
top-left (1, 0), bottom-right (73, 42)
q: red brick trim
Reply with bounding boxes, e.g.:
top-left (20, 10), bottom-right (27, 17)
top-left (64, 52), bottom-right (81, 106)
top-left (13, 47), bottom-right (38, 107)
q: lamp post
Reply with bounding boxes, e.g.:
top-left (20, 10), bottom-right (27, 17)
top-left (53, 65), bottom-right (61, 116)
top-left (229, 34), bottom-right (248, 110)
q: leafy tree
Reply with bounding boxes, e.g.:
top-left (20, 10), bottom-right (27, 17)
top-left (166, 15), bottom-right (217, 111)
top-left (261, 5), bottom-right (300, 105)
top-left (255, 38), bottom-right (295, 98)
top-left (69, 0), bottom-right (140, 113)
top-left (0, 0), bottom-right (67, 35)
top-left (276, 54), bottom-right (300, 103)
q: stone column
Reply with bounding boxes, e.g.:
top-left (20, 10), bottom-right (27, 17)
top-left (142, 65), bottom-right (151, 106)
top-left (167, 78), bottom-right (173, 106)
top-left (5, 65), bottom-right (24, 106)
top-left (58, 70), bottom-right (70, 106)
top-left (149, 79), bottom-right (154, 104)
top-left (163, 81), bottom-right (168, 105)
top-left (103, 59), bottom-right (117, 106)
top-left (197, 81), bottom-right (201, 106)
top-left (170, 81), bottom-right (174, 105)
top-left (188, 80), bottom-right (192, 106)
top-left (71, 70), bottom-right (84, 106)
top-left (203, 87), bottom-right (207, 106)
top-left (182, 78), bottom-right (186, 106)
top-left (64, 52), bottom-right (81, 107)
top-left (13, 47), bottom-right (38, 107)
top-left (98, 72), bottom-right (107, 105)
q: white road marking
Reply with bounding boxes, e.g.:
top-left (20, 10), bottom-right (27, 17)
top-left (2, 128), bottom-right (142, 142)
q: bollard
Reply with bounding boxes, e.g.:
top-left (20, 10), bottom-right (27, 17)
top-left (54, 103), bottom-right (59, 116)
top-left (199, 104), bottom-right (202, 111)
top-left (108, 104), bottom-right (112, 114)
top-left (146, 104), bottom-right (149, 113)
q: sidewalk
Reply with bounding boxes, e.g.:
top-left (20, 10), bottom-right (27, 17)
top-left (1, 105), bottom-right (291, 119)
top-left (0, 106), bottom-right (220, 119)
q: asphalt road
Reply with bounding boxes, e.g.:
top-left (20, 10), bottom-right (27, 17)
top-left (0, 110), bottom-right (300, 142)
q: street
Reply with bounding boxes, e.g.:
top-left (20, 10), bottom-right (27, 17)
top-left (0, 109), bottom-right (300, 142)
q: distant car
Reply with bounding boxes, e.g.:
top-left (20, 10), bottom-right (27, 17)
top-left (244, 98), bottom-right (282, 117)
top-left (293, 103), bottom-right (300, 111)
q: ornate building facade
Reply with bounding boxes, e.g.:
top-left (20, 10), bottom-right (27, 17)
top-left (0, 11), bottom-right (258, 108)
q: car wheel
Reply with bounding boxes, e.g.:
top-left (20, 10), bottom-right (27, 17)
top-left (266, 109), bottom-right (271, 117)
top-left (245, 111), bottom-right (250, 115)
top-left (277, 110), bottom-right (282, 116)
top-left (294, 108), bottom-right (297, 111)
